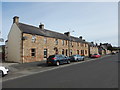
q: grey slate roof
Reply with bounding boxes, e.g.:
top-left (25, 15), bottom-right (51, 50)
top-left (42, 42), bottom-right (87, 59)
top-left (88, 42), bottom-right (97, 47)
top-left (17, 23), bottom-right (87, 43)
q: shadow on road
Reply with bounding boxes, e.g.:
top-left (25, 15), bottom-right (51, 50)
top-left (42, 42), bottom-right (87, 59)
top-left (37, 63), bottom-right (48, 67)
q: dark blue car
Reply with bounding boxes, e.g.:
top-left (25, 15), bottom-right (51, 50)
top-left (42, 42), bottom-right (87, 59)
top-left (46, 54), bottom-right (70, 66)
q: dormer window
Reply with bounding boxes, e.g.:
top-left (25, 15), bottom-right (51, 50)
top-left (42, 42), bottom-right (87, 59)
top-left (32, 35), bottom-right (36, 43)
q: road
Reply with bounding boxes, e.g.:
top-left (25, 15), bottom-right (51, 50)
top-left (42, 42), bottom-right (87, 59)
top-left (2, 54), bottom-right (118, 88)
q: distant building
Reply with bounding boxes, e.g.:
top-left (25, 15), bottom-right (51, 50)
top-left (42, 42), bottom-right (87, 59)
top-left (5, 16), bottom-right (89, 63)
top-left (98, 43), bottom-right (112, 55)
top-left (88, 42), bottom-right (99, 57)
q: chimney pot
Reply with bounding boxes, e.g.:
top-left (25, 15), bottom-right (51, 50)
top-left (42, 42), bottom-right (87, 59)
top-left (100, 43), bottom-right (102, 46)
top-left (91, 42), bottom-right (94, 44)
top-left (79, 36), bottom-right (82, 39)
top-left (96, 43), bottom-right (98, 46)
top-left (39, 23), bottom-right (44, 30)
top-left (13, 16), bottom-right (19, 24)
top-left (64, 32), bottom-right (70, 37)
top-left (83, 39), bottom-right (85, 41)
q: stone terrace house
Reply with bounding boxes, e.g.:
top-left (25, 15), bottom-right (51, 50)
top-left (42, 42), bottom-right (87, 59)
top-left (88, 42), bottom-right (99, 57)
top-left (5, 16), bottom-right (89, 63)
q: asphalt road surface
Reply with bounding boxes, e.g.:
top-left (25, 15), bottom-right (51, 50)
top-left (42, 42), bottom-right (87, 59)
top-left (2, 54), bottom-right (118, 88)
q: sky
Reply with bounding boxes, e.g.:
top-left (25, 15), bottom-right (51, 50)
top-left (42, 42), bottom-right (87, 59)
top-left (1, 2), bottom-right (118, 46)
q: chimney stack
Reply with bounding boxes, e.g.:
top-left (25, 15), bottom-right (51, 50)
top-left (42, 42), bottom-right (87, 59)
top-left (79, 36), bottom-right (82, 39)
top-left (83, 39), bottom-right (85, 41)
top-left (96, 43), bottom-right (98, 46)
top-left (39, 23), bottom-right (44, 30)
top-left (91, 42), bottom-right (94, 44)
top-left (64, 32), bottom-right (70, 37)
top-left (100, 43), bottom-right (102, 46)
top-left (13, 16), bottom-right (19, 24)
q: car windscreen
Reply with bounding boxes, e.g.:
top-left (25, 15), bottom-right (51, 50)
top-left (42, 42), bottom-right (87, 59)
top-left (69, 55), bottom-right (76, 57)
top-left (48, 55), bottom-right (55, 58)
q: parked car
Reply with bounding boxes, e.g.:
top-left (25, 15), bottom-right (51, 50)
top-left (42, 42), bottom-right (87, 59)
top-left (91, 54), bottom-right (101, 58)
top-left (111, 52), bottom-right (116, 55)
top-left (69, 55), bottom-right (84, 62)
top-left (0, 66), bottom-right (9, 77)
top-left (46, 54), bottom-right (70, 66)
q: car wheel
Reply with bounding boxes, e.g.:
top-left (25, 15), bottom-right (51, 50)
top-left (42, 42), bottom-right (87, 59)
top-left (1, 71), bottom-right (5, 77)
top-left (56, 61), bottom-right (60, 66)
top-left (2, 71), bottom-right (5, 77)
top-left (76, 59), bottom-right (78, 62)
top-left (82, 58), bottom-right (84, 61)
top-left (67, 60), bottom-right (70, 64)
top-left (47, 63), bottom-right (50, 66)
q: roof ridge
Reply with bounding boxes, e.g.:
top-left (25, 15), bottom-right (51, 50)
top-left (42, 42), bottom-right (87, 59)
top-left (19, 22), bottom-right (67, 36)
top-left (18, 22), bottom-right (87, 43)
top-left (19, 22), bottom-right (39, 29)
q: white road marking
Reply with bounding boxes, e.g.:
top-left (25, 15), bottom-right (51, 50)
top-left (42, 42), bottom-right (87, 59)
top-left (1, 55), bottom-right (111, 82)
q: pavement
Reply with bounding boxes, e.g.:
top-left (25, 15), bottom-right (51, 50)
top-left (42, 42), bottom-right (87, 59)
top-left (1, 60), bottom-right (46, 71)
top-left (1, 57), bottom-right (92, 81)
top-left (1, 57), bottom-right (91, 73)
top-left (1, 60), bottom-right (47, 81)
top-left (2, 54), bottom-right (118, 88)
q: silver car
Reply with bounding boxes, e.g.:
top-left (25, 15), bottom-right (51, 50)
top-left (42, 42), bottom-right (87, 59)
top-left (69, 55), bottom-right (84, 62)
